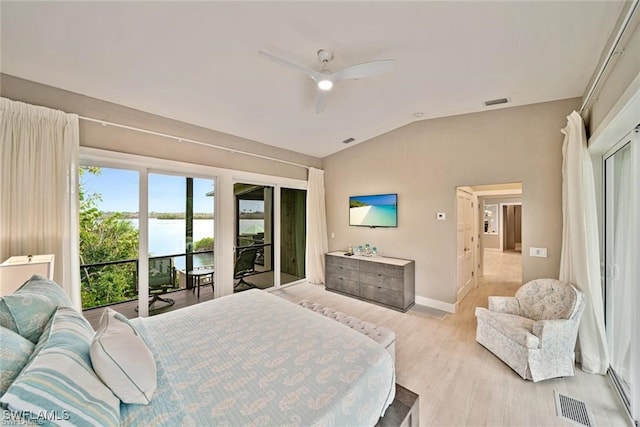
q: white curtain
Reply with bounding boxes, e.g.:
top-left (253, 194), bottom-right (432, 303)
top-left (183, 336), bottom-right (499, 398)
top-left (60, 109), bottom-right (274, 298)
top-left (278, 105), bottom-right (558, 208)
top-left (0, 97), bottom-right (81, 310)
top-left (305, 167), bottom-right (328, 284)
top-left (559, 111), bottom-right (609, 374)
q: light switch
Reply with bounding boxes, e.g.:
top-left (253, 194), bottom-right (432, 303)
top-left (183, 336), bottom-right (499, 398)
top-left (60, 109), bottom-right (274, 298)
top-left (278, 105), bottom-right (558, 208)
top-left (331, 232), bottom-right (335, 239)
top-left (529, 247), bottom-right (547, 258)
top-left (437, 212), bottom-right (446, 220)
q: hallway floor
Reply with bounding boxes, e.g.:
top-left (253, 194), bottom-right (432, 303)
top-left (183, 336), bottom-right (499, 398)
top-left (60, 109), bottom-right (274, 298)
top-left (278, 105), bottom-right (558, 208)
top-left (483, 249), bottom-right (522, 285)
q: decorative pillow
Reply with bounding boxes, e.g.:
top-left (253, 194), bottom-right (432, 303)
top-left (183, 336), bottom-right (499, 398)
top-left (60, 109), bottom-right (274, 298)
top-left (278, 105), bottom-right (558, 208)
top-left (0, 326), bottom-right (35, 395)
top-left (14, 275), bottom-right (73, 308)
top-left (90, 308), bottom-right (157, 405)
top-left (0, 307), bottom-right (120, 427)
top-left (0, 275), bottom-right (73, 343)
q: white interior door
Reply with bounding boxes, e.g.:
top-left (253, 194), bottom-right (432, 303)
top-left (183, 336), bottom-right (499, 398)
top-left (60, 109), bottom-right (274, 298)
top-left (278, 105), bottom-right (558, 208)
top-left (456, 188), bottom-right (474, 302)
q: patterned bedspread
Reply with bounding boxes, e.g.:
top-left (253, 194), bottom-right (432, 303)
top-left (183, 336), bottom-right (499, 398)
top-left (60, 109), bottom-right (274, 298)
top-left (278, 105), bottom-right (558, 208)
top-left (121, 290), bottom-right (395, 426)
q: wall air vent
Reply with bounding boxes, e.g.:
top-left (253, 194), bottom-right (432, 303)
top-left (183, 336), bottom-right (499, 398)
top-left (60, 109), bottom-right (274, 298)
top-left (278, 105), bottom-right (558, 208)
top-left (484, 98), bottom-right (509, 106)
top-left (342, 137), bottom-right (355, 144)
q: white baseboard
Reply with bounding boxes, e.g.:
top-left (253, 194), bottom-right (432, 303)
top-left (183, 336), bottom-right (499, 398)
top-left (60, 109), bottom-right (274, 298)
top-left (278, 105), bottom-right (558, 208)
top-left (414, 295), bottom-right (456, 313)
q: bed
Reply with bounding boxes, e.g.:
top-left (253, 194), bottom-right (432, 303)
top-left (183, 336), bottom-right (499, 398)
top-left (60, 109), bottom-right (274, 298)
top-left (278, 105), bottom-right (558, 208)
top-left (0, 276), bottom-right (395, 426)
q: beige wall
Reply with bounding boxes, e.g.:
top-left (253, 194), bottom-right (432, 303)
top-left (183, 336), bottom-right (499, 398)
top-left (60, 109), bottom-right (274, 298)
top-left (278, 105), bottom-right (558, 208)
top-left (322, 98), bottom-right (580, 306)
top-left (0, 74), bottom-right (321, 180)
top-left (586, 13), bottom-right (640, 136)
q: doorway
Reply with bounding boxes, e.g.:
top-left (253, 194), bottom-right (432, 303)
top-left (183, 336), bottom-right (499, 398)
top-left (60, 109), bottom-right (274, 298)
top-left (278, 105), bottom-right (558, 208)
top-left (500, 203), bottom-right (522, 253)
top-left (475, 183), bottom-right (523, 285)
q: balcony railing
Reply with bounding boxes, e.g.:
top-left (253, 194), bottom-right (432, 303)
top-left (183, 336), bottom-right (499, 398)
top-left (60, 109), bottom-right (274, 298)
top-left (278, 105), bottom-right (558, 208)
top-left (80, 250), bottom-right (214, 310)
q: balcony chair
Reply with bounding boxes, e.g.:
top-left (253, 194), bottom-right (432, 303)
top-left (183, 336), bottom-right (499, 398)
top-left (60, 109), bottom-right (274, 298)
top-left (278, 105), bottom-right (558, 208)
top-left (147, 257), bottom-right (176, 310)
top-left (233, 247), bottom-right (259, 291)
top-left (475, 278), bottom-right (586, 382)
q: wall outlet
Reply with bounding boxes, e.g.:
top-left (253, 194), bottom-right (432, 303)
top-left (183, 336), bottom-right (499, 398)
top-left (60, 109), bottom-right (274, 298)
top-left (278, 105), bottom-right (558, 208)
top-left (529, 247), bottom-right (548, 258)
top-left (437, 212), bottom-right (446, 220)
top-left (331, 232), bottom-right (335, 239)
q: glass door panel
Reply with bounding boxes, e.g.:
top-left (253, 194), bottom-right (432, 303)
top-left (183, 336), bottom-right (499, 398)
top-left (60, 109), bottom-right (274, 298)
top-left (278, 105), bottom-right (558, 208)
top-left (604, 142), bottom-right (633, 413)
top-left (79, 166), bottom-right (139, 318)
top-left (148, 173), bottom-right (214, 315)
top-left (280, 188), bottom-right (306, 285)
top-left (234, 183), bottom-right (273, 291)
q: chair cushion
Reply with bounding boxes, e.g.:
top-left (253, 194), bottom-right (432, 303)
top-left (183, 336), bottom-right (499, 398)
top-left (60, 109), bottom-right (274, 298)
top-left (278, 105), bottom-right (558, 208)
top-left (0, 307), bottom-right (120, 426)
top-left (0, 326), bottom-right (35, 395)
top-left (515, 279), bottom-right (577, 321)
top-left (0, 275), bottom-right (73, 343)
top-left (91, 308), bottom-right (157, 405)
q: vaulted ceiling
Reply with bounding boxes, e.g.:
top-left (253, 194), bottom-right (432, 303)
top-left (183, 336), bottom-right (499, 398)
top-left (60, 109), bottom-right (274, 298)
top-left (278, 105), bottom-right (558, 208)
top-left (0, 1), bottom-right (624, 158)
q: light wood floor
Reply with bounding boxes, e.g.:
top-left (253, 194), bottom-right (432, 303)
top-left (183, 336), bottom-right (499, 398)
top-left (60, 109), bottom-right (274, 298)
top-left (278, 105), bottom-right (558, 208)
top-left (273, 279), bottom-right (631, 426)
top-left (483, 249), bottom-right (522, 285)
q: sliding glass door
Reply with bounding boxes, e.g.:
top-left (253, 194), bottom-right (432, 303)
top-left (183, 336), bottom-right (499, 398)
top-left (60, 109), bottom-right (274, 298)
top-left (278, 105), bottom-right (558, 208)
top-left (80, 149), bottom-right (308, 318)
top-left (148, 173), bottom-right (214, 315)
top-left (79, 163), bottom-right (217, 320)
top-left (234, 183), bottom-right (274, 291)
top-left (604, 131), bottom-right (637, 422)
top-left (79, 166), bottom-right (140, 315)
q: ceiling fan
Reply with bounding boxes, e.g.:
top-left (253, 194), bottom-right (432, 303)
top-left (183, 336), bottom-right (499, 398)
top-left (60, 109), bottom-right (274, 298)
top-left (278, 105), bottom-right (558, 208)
top-left (258, 49), bottom-right (395, 113)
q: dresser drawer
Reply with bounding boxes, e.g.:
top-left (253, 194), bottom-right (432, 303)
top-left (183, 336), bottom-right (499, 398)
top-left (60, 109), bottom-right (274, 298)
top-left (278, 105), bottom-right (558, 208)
top-left (326, 277), bottom-right (360, 296)
top-left (360, 284), bottom-right (404, 309)
top-left (359, 262), bottom-right (403, 278)
top-left (326, 264), bottom-right (360, 281)
top-left (359, 271), bottom-right (404, 292)
top-left (326, 255), bottom-right (359, 270)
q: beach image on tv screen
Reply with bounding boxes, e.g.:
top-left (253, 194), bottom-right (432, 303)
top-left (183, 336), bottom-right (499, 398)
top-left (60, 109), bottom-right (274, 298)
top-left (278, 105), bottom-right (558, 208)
top-left (349, 194), bottom-right (397, 227)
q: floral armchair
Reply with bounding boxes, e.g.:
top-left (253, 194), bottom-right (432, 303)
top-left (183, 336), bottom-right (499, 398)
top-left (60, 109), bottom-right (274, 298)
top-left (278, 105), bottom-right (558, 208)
top-left (475, 278), bottom-right (586, 382)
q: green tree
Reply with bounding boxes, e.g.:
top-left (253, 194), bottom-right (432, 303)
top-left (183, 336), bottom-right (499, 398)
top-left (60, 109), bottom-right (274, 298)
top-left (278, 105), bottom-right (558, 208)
top-left (79, 167), bottom-right (139, 308)
top-left (194, 236), bottom-right (214, 252)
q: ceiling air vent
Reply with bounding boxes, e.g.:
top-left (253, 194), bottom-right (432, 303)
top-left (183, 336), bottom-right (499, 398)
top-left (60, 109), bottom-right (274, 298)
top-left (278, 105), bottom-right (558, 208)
top-left (484, 98), bottom-right (509, 106)
top-left (342, 137), bottom-right (355, 144)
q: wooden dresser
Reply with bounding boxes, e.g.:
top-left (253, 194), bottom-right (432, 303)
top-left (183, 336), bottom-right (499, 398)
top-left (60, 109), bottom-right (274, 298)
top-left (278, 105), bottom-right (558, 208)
top-left (325, 251), bottom-right (415, 312)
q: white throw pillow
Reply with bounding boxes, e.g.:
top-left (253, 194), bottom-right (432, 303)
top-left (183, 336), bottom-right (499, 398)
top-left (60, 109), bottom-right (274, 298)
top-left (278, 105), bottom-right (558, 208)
top-left (90, 308), bottom-right (157, 405)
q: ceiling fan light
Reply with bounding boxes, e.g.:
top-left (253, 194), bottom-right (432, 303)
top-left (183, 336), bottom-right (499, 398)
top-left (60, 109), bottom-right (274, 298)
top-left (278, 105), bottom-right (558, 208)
top-left (318, 79), bottom-right (333, 91)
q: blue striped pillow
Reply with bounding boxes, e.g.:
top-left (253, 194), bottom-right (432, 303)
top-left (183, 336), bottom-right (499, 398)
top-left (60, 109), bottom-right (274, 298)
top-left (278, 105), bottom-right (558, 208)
top-left (0, 307), bottom-right (120, 426)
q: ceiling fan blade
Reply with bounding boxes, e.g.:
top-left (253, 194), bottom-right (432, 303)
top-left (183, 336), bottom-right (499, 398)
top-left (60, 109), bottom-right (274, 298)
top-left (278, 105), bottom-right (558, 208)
top-left (258, 49), bottom-right (325, 82)
top-left (332, 59), bottom-right (396, 83)
top-left (315, 91), bottom-right (328, 114)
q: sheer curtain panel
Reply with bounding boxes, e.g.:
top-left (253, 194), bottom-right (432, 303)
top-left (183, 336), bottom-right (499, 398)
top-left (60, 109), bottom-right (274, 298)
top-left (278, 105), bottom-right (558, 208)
top-left (305, 167), bottom-right (328, 284)
top-left (0, 98), bottom-right (81, 309)
top-left (559, 111), bottom-right (609, 374)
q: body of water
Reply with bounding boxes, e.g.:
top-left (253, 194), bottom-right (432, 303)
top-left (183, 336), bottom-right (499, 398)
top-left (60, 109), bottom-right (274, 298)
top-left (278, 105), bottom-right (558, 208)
top-left (127, 218), bottom-right (263, 269)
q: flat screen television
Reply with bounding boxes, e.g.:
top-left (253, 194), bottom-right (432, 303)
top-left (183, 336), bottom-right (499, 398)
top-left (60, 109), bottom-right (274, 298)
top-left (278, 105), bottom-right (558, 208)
top-left (349, 193), bottom-right (398, 228)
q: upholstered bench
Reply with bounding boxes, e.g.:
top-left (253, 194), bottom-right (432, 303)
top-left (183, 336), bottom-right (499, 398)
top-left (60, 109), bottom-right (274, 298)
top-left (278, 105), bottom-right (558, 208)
top-left (298, 300), bottom-right (396, 364)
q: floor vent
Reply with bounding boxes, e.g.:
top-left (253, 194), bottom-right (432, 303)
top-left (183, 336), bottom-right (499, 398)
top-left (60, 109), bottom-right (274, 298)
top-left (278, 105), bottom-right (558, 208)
top-left (554, 391), bottom-right (593, 426)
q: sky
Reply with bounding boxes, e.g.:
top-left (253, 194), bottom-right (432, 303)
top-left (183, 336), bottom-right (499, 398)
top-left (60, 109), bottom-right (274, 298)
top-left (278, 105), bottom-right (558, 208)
top-left (351, 193), bottom-right (397, 206)
top-left (80, 167), bottom-right (216, 213)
